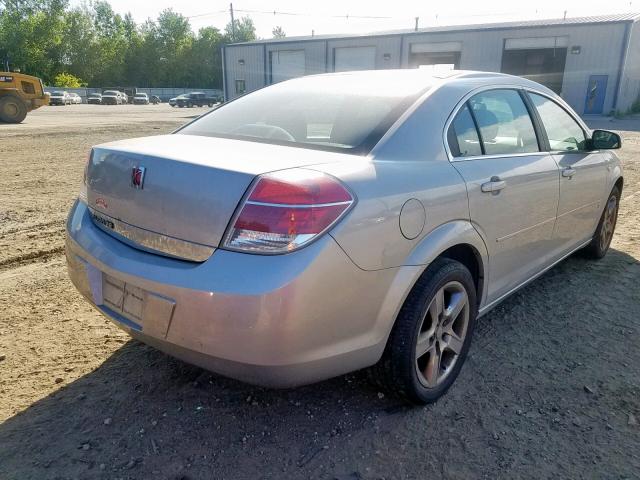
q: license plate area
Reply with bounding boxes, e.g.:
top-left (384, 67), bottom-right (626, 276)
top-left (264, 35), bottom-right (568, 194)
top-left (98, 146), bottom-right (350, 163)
top-left (103, 274), bottom-right (145, 324)
top-left (99, 272), bottom-right (176, 337)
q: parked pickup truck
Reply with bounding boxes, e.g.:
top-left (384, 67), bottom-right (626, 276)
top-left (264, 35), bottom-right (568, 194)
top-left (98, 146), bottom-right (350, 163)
top-left (176, 92), bottom-right (218, 108)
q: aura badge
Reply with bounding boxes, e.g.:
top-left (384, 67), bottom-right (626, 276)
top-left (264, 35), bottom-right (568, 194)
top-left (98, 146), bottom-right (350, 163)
top-left (132, 166), bottom-right (146, 189)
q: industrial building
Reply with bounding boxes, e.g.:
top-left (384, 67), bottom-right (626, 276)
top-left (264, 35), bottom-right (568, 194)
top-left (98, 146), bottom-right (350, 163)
top-left (222, 13), bottom-right (640, 115)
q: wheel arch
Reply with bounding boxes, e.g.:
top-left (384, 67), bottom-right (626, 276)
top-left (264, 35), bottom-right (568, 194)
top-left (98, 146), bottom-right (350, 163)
top-left (403, 220), bottom-right (488, 306)
top-left (372, 220), bottom-right (489, 355)
top-left (614, 175), bottom-right (623, 193)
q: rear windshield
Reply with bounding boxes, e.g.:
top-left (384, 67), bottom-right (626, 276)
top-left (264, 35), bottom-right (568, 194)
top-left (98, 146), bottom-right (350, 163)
top-left (178, 74), bottom-right (429, 155)
top-left (52, 91), bottom-right (65, 95)
top-left (135, 93), bottom-right (147, 97)
top-left (103, 91), bottom-right (118, 95)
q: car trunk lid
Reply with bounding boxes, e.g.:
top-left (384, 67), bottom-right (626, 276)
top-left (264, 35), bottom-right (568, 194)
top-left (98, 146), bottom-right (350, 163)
top-left (86, 134), bottom-right (348, 260)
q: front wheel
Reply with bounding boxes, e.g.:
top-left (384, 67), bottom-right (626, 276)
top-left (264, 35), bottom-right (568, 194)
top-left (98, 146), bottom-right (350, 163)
top-left (582, 186), bottom-right (620, 259)
top-left (0, 95), bottom-right (28, 123)
top-left (371, 257), bottom-right (477, 404)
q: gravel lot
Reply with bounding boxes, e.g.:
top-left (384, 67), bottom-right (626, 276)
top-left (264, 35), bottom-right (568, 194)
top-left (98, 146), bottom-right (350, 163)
top-left (0, 106), bottom-right (639, 480)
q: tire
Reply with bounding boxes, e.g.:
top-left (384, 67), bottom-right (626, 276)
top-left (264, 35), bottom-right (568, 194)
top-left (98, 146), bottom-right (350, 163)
top-left (371, 257), bottom-right (478, 404)
top-left (582, 185), bottom-right (620, 259)
top-left (0, 95), bottom-right (28, 123)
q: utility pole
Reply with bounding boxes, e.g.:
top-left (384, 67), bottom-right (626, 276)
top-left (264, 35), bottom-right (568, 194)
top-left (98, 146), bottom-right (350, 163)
top-left (415, 17), bottom-right (419, 31)
top-left (229, 3), bottom-right (236, 42)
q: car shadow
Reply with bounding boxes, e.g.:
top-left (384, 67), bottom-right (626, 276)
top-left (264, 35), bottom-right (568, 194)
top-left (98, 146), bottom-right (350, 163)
top-left (0, 248), bottom-right (638, 479)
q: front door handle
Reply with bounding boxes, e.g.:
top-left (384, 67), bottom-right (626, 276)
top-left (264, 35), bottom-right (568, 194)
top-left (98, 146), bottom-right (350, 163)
top-left (481, 176), bottom-right (507, 193)
top-left (562, 167), bottom-right (576, 178)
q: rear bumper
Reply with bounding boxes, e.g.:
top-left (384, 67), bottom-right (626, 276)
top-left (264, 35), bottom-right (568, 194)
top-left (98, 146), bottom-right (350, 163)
top-left (66, 200), bottom-right (407, 387)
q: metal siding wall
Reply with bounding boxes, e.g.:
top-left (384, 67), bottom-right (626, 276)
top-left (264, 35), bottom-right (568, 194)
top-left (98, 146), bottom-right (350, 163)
top-left (617, 21), bottom-right (640, 112)
top-left (222, 23), bottom-right (632, 112)
top-left (559, 24), bottom-right (627, 114)
top-left (401, 24), bottom-right (627, 114)
top-left (327, 36), bottom-right (402, 71)
top-left (224, 44), bottom-right (265, 100)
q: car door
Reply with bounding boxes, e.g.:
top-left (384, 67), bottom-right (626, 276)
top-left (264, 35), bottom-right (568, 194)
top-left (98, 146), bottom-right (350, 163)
top-left (526, 92), bottom-right (608, 253)
top-left (447, 88), bottom-right (560, 304)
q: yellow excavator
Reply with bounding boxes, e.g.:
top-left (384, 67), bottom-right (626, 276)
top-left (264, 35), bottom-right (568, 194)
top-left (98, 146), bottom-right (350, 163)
top-left (0, 71), bottom-right (49, 123)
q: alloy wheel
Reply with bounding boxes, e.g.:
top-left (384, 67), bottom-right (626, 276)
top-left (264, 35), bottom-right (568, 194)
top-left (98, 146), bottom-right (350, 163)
top-left (415, 281), bottom-right (470, 388)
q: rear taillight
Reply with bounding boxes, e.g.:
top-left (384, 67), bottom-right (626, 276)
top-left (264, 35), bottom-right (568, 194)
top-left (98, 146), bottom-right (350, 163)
top-left (223, 169), bottom-right (354, 254)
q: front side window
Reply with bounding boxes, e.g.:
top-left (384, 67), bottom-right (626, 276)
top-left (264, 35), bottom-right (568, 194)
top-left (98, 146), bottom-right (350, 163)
top-left (529, 93), bottom-right (586, 152)
top-left (468, 89), bottom-right (539, 155)
top-left (447, 103), bottom-right (482, 157)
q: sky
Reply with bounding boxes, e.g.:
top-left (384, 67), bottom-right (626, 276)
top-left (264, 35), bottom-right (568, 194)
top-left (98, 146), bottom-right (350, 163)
top-left (72, 0), bottom-right (638, 38)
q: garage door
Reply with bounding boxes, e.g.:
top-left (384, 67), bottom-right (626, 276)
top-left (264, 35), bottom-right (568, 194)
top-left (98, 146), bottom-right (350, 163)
top-left (501, 37), bottom-right (569, 94)
top-left (271, 50), bottom-right (305, 83)
top-left (334, 46), bottom-right (376, 72)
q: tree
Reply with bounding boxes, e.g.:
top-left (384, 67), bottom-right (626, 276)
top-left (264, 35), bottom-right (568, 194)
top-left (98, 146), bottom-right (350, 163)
top-left (0, 0), bottom-right (68, 82)
top-left (0, 0), bottom-right (228, 88)
top-left (185, 26), bottom-right (223, 88)
top-left (224, 16), bottom-right (256, 43)
top-left (272, 26), bottom-right (285, 38)
top-left (53, 71), bottom-right (85, 87)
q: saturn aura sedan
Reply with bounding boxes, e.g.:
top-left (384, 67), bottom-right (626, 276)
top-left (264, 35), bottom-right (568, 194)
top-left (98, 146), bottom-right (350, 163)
top-left (66, 70), bottom-right (623, 403)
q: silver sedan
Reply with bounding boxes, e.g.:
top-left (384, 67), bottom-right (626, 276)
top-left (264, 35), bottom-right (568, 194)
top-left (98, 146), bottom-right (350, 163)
top-left (66, 70), bottom-right (623, 404)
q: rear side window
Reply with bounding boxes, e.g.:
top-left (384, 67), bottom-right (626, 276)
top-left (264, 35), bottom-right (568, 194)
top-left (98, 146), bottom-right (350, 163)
top-left (528, 93), bottom-right (587, 152)
top-left (447, 104), bottom-right (482, 157)
top-left (468, 89), bottom-right (539, 155)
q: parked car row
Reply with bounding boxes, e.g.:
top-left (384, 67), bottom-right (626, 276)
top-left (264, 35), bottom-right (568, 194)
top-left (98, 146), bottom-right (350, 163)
top-left (48, 90), bottom-right (219, 105)
top-left (48, 91), bottom-right (82, 105)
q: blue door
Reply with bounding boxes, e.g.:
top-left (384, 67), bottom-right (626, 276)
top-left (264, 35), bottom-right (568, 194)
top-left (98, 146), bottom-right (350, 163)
top-left (584, 75), bottom-right (608, 114)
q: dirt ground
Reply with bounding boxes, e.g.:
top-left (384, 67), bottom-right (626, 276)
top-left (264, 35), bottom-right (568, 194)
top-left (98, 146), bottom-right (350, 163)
top-left (0, 106), bottom-right (638, 480)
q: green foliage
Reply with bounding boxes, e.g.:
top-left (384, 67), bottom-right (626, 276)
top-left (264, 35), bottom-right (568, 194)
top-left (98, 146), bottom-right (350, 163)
top-left (225, 16), bottom-right (257, 43)
top-left (272, 26), bottom-right (286, 39)
top-left (0, 0), bottom-right (257, 88)
top-left (53, 71), bottom-right (85, 87)
top-left (630, 97), bottom-right (640, 115)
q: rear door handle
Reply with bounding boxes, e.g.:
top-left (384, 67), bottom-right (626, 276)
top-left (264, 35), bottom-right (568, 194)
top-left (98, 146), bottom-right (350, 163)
top-left (481, 176), bottom-right (507, 193)
top-left (562, 167), bottom-right (576, 178)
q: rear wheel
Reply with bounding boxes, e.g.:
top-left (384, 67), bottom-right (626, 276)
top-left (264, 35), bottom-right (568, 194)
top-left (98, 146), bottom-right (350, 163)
top-left (0, 95), bottom-right (28, 123)
top-left (582, 186), bottom-right (620, 259)
top-left (371, 258), bottom-right (477, 404)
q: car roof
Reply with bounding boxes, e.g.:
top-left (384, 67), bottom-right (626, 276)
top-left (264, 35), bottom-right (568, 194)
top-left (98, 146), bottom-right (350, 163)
top-left (287, 69), bottom-right (555, 97)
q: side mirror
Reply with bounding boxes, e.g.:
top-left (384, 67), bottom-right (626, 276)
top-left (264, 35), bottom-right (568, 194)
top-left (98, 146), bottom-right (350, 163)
top-left (591, 129), bottom-right (621, 150)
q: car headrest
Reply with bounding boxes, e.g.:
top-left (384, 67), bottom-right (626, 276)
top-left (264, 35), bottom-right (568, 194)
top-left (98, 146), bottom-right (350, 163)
top-left (474, 108), bottom-right (499, 143)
